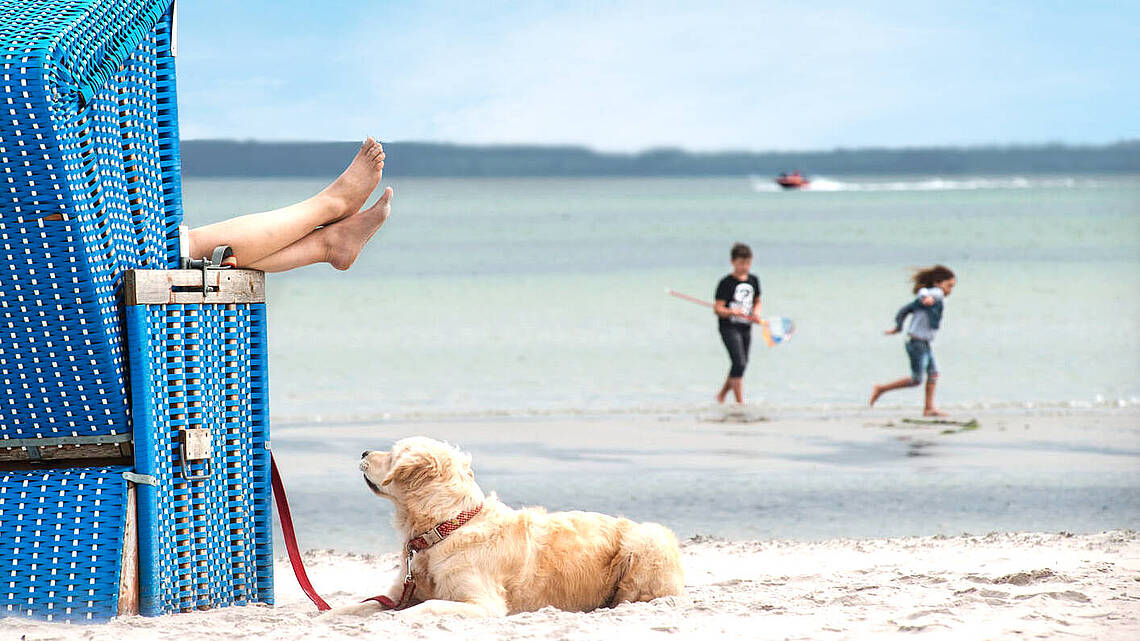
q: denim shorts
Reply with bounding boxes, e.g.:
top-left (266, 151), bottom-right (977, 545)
top-left (905, 338), bottom-right (939, 383)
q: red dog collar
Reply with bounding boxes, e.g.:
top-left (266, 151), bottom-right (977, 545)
top-left (363, 503), bottom-right (484, 611)
top-left (408, 503), bottom-right (483, 551)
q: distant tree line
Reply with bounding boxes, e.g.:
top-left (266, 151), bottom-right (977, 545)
top-left (179, 140), bottom-right (1140, 177)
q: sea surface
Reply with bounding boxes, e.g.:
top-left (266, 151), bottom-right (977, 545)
top-left (181, 174), bottom-right (1140, 550)
top-left (184, 173), bottom-right (1140, 421)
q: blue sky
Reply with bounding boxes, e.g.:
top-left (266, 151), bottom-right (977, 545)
top-left (176, 1), bottom-right (1138, 151)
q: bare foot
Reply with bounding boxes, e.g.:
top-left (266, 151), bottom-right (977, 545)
top-left (318, 138), bottom-right (386, 221)
top-left (869, 385), bottom-right (884, 407)
top-left (324, 187), bottom-right (393, 270)
top-left (923, 408), bottom-right (948, 417)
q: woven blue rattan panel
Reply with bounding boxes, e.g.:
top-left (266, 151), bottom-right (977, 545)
top-left (0, 466), bottom-right (128, 621)
top-left (0, 0), bottom-right (182, 440)
top-left (127, 302), bottom-right (273, 615)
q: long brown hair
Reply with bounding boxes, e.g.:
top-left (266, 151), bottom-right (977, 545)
top-left (912, 265), bottom-right (955, 294)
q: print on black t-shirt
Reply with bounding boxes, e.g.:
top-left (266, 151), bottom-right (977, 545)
top-left (715, 274), bottom-right (761, 327)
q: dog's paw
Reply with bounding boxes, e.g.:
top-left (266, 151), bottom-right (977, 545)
top-left (322, 601), bottom-right (393, 617)
top-left (652, 593), bottom-right (693, 608)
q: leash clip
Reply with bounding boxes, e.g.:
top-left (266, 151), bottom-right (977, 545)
top-left (404, 548), bottom-right (416, 583)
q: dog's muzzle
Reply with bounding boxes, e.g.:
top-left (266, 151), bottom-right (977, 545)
top-left (359, 456), bottom-right (383, 493)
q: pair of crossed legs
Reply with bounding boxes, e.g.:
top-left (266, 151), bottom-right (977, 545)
top-left (188, 138), bottom-right (392, 272)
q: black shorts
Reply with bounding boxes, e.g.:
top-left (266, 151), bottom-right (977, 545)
top-left (719, 323), bottom-right (751, 378)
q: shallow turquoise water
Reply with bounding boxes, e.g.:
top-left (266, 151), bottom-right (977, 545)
top-left (182, 175), bottom-right (1140, 547)
top-left (183, 174), bottom-right (1140, 421)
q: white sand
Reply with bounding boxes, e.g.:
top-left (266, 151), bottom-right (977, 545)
top-left (7, 530), bottom-right (1138, 640)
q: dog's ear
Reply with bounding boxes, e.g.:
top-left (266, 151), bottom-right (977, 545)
top-left (461, 452), bottom-right (474, 480)
top-left (381, 448), bottom-right (443, 489)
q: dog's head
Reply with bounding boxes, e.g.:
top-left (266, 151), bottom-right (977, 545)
top-left (359, 437), bottom-right (479, 507)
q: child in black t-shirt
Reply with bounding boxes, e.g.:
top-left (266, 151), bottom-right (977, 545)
top-left (714, 243), bottom-right (762, 404)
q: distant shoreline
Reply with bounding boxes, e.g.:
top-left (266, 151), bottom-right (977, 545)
top-left (180, 139), bottom-right (1140, 178)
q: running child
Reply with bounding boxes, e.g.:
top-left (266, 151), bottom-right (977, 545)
top-left (869, 265), bottom-right (957, 416)
top-left (714, 243), bottom-right (762, 404)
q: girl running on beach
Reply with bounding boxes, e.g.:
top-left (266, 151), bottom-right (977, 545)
top-left (189, 138), bottom-right (392, 271)
top-left (714, 243), bottom-right (762, 404)
top-left (869, 265), bottom-right (957, 416)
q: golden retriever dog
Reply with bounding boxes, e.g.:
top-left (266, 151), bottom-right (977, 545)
top-left (334, 436), bottom-right (685, 618)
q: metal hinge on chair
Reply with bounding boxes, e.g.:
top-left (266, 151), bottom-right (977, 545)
top-left (177, 224), bottom-right (233, 295)
top-left (122, 471), bottom-right (157, 486)
top-left (177, 428), bottom-right (212, 481)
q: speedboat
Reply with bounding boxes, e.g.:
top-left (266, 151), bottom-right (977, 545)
top-left (775, 172), bottom-right (810, 189)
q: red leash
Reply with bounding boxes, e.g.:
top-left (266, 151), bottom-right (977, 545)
top-left (270, 454), bottom-right (331, 611)
top-left (270, 455), bottom-right (482, 613)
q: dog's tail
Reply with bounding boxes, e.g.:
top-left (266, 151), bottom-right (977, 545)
top-left (610, 522), bottom-right (686, 605)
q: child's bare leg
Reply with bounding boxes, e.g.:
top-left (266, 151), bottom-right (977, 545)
top-left (247, 187), bottom-right (393, 272)
top-left (729, 377), bottom-right (744, 404)
top-left (716, 378), bottom-right (732, 404)
top-left (923, 377), bottom-right (946, 416)
top-left (189, 139), bottom-right (385, 265)
top-left (869, 377), bottom-right (918, 406)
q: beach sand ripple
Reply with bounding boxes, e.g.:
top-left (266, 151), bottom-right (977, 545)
top-left (6, 530), bottom-right (1137, 640)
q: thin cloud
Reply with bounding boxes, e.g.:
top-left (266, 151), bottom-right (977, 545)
top-left (176, 1), bottom-right (1140, 149)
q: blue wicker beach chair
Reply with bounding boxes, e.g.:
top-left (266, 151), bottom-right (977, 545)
top-left (0, 0), bottom-right (272, 621)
